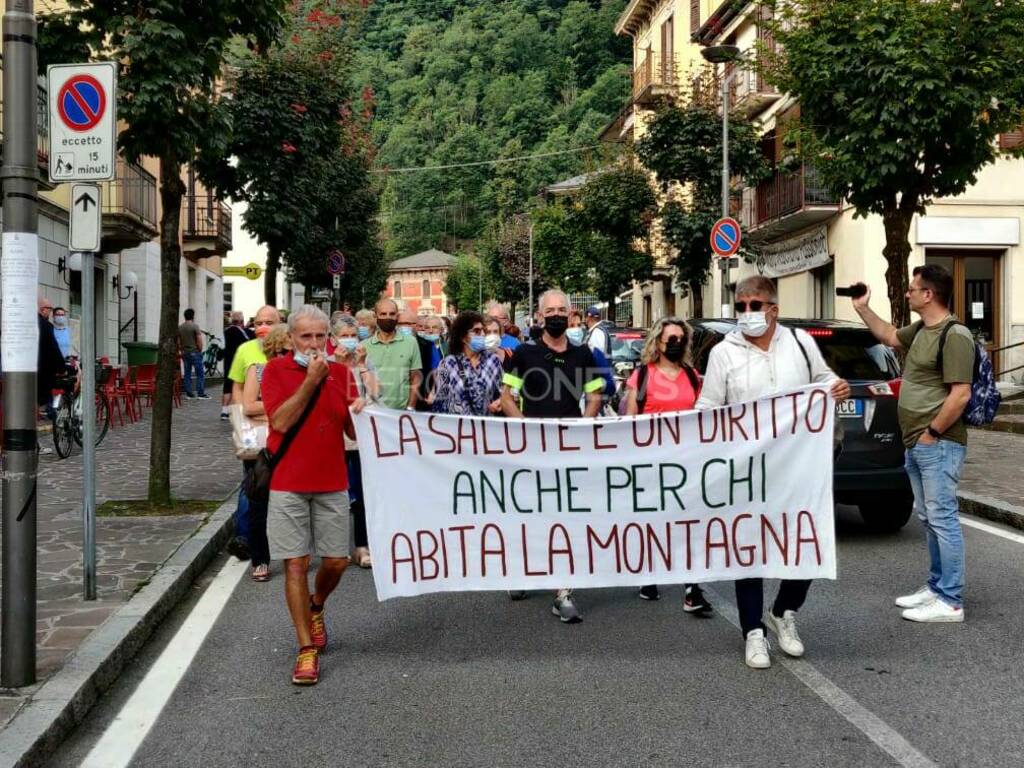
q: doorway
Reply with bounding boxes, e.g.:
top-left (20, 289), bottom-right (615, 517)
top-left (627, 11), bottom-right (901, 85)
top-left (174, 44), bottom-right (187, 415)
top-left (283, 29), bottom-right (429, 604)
top-left (924, 249), bottom-right (1002, 369)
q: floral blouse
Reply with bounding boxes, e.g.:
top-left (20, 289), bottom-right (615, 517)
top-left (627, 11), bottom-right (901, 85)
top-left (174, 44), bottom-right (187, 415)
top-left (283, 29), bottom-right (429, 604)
top-left (432, 353), bottom-right (504, 416)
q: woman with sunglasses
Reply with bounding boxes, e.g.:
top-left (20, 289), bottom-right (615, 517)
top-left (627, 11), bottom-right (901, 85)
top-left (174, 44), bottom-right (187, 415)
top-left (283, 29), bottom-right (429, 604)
top-left (622, 316), bottom-right (714, 615)
top-left (433, 311), bottom-right (504, 416)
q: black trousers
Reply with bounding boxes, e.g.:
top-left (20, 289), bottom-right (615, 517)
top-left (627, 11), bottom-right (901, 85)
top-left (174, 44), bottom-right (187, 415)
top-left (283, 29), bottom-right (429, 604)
top-left (347, 450), bottom-right (369, 549)
top-left (735, 578), bottom-right (812, 637)
top-left (242, 460), bottom-right (270, 567)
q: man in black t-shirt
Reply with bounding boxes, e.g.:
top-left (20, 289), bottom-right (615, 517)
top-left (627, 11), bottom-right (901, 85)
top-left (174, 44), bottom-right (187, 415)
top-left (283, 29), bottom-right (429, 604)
top-left (501, 289), bottom-right (603, 623)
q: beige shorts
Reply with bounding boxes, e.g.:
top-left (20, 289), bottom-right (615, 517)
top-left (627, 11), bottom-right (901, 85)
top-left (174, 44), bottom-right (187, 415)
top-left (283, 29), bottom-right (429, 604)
top-left (268, 491), bottom-right (350, 560)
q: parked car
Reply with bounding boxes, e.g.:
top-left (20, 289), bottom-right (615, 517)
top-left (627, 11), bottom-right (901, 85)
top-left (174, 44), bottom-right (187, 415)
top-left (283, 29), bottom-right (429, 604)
top-left (607, 328), bottom-right (647, 412)
top-left (689, 318), bottom-right (913, 532)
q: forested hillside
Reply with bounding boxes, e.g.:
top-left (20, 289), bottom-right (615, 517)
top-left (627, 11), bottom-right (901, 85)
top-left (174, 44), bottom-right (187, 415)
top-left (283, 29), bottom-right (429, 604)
top-left (353, 0), bottom-right (630, 258)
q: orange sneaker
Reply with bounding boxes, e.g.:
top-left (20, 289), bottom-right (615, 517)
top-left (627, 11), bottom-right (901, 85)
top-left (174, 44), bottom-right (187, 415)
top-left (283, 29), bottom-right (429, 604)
top-left (310, 608), bottom-right (327, 650)
top-left (292, 647), bottom-right (319, 686)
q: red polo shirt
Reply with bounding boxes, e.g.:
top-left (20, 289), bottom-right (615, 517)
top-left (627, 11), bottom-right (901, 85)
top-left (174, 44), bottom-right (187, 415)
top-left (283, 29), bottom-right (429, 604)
top-left (261, 353), bottom-right (357, 493)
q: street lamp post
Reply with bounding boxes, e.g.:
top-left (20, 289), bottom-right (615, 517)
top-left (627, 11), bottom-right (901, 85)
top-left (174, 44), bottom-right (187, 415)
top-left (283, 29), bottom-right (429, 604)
top-left (528, 221), bottom-right (534, 322)
top-left (701, 45), bottom-right (741, 319)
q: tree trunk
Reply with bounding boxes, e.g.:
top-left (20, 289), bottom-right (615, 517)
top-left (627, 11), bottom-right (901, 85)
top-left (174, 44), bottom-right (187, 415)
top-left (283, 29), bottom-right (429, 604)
top-left (688, 279), bottom-right (705, 318)
top-left (881, 207), bottom-right (914, 329)
top-left (148, 157), bottom-right (186, 505)
top-left (264, 246), bottom-right (279, 306)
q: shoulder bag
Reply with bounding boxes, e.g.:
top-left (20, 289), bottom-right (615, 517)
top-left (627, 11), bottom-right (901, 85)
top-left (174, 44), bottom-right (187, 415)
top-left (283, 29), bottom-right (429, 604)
top-left (244, 383), bottom-right (323, 505)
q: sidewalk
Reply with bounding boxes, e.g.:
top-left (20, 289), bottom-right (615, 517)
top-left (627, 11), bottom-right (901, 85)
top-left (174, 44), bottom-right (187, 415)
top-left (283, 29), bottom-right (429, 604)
top-left (959, 428), bottom-right (1024, 530)
top-left (0, 396), bottom-right (239, 732)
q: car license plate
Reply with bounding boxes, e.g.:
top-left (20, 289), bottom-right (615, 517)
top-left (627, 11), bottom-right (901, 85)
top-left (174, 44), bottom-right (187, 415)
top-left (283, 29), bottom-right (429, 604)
top-left (836, 399), bottom-right (864, 418)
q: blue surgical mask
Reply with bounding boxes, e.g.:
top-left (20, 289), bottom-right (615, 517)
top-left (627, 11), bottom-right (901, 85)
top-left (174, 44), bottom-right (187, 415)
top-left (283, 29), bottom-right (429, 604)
top-left (566, 327), bottom-right (585, 346)
top-left (339, 338), bottom-right (359, 352)
top-left (292, 350), bottom-right (309, 368)
top-left (357, 326), bottom-right (370, 340)
top-left (420, 333), bottom-right (439, 343)
top-left (468, 335), bottom-right (487, 353)
top-left (398, 326), bottom-right (414, 337)
top-left (53, 316), bottom-right (68, 328)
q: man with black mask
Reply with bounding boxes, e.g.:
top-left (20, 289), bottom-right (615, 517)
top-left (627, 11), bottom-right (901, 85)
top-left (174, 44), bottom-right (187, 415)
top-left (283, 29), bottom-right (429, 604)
top-left (501, 289), bottom-right (604, 623)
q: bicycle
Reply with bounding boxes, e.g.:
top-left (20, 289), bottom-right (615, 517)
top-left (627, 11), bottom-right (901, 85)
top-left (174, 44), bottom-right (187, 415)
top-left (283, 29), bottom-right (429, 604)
top-left (51, 366), bottom-right (112, 459)
top-left (202, 330), bottom-right (223, 378)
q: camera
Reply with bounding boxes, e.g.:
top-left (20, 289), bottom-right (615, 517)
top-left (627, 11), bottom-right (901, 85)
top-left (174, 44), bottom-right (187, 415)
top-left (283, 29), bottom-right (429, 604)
top-left (836, 283), bottom-right (868, 299)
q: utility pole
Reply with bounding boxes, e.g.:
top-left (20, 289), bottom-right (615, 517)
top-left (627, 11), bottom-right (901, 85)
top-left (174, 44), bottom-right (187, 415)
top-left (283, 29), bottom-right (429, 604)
top-left (701, 45), bottom-right (741, 319)
top-left (1, 0), bottom-right (39, 687)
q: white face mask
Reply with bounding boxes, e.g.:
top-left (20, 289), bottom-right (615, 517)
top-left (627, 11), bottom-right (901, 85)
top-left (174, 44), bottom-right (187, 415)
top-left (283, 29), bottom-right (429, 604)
top-left (737, 311), bottom-right (769, 338)
top-left (484, 333), bottom-right (501, 350)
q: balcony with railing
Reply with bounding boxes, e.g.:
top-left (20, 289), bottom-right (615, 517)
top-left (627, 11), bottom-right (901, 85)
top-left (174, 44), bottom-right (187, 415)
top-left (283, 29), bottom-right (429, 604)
top-left (725, 60), bottom-right (780, 118)
top-left (183, 195), bottom-right (232, 257)
top-left (101, 159), bottom-right (159, 251)
top-left (746, 164), bottom-right (841, 242)
top-left (632, 49), bottom-right (681, 106)
top-left (0, 79), bottom-right (55, 190)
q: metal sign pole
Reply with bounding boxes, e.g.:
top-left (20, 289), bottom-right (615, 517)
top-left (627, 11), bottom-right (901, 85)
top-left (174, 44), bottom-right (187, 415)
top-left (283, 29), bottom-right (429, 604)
top-left (80, 252), bottom-right (97, 600)
top-left (1, 0), bottom-right (39, 688)
top-left (720, 73), bottom-right (731, 319)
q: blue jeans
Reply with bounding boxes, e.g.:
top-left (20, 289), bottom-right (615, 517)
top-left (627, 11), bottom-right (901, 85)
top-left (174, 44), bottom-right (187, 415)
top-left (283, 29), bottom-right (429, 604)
top-left (905, 440), bottom-right (967, 608)
top-left (182, 350), bottom-right (205, 396)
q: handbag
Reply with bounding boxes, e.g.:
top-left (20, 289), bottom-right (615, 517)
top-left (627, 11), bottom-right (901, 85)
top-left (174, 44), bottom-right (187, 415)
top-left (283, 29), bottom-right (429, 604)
top-left (229, 404), bottom-right (268, 460)
top-left (244, 383), bottom-right (323, 505)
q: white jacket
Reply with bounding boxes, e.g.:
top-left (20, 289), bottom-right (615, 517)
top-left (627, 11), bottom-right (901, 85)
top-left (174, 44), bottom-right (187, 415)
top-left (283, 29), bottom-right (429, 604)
top-left (696, 325), bottom-right (838, 409)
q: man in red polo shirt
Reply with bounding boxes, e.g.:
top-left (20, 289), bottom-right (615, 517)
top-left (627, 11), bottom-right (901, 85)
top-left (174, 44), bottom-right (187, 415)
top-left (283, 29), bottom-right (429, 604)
top-left (261, 305), bottom-right (359, 686)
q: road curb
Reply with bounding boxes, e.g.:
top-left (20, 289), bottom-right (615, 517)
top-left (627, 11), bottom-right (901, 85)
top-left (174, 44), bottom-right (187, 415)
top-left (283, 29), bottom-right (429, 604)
top-left (958, 490), bottom-right (1024, 532)
top-left (0, 496), bottom-right (237, 768)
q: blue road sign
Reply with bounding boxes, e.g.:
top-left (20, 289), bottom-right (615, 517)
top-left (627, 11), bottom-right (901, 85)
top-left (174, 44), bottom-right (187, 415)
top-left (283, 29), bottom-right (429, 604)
top-left (710, 217), bottom-right (741, 258)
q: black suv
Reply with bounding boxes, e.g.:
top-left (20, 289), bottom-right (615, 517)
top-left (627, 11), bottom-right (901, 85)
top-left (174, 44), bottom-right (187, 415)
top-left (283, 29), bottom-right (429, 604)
top-left (689, 318), bottom-right (913, 532)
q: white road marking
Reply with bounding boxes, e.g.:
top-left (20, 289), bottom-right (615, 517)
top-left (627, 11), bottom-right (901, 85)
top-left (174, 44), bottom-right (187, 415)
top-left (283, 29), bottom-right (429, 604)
top-left (961, 515), bottom-right (1024, 545)
top-left (704, 586), bottom-right (939, 768)
top-left (79, 557), bottom-right (247, 768)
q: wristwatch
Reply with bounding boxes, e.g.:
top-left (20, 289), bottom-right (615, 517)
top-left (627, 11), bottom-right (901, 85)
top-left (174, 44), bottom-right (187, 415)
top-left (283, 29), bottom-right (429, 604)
top-left (926, 425), bottom-right (942, 440)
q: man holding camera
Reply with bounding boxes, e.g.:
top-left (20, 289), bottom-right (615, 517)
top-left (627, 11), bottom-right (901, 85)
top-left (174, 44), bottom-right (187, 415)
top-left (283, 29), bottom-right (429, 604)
top-left (853, 265), bottom-right (974, 624)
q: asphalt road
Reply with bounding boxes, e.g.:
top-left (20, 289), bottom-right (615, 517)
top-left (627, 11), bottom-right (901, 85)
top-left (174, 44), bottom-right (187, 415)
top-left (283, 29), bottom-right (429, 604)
top-left (53, 506), bottom-right (1024, 768)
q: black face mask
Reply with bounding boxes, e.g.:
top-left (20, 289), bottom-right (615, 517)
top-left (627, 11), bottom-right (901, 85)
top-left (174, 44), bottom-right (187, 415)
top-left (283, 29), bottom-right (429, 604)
top-left (663, 339), bottom-right (686, 363)
top-left (544, 315), bottom-right (569, 338)
top-left (377, 318), bottom-right (397, 334)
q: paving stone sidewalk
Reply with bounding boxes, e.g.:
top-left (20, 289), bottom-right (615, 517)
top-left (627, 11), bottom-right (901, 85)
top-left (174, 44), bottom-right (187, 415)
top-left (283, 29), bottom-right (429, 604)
top-left (960, 428), bottom-right (1023, 514)
top-left (0, 395), bottom-right (239, 727)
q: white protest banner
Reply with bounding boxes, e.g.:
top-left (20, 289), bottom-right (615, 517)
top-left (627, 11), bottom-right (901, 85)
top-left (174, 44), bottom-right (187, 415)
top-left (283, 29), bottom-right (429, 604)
top-left (354, 385), bottom-right (836, 600)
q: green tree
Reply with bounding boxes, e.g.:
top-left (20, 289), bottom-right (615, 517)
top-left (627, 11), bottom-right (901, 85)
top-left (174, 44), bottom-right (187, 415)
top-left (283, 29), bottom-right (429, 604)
top-left (636, 105), bottom-right (768, 316)
top-left (444, 253), bottom-right (491, 313)
top-left (39, 0), bottom-right (286, 504)
top-left (766, 0), bottom-right (1024, 326)
top-left (573, 165), bottom-right (658, 309)
top-left (208, 0), bottom-right (377, 306)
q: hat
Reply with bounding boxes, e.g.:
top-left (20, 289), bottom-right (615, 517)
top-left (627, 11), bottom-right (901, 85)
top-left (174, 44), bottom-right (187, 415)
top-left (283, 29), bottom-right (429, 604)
top-left (585, 306), bottom-right (601, 318)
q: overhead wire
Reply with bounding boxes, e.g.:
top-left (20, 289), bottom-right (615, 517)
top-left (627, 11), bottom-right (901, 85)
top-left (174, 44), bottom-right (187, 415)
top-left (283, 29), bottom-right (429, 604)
top-left (371, 144), bottom-right (604, 174)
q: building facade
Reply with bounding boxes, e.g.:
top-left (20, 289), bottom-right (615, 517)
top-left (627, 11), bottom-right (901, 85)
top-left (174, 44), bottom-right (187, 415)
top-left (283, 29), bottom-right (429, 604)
top-left (385, 249), bottom-right (456, 316)
top-left (608, 0), bottom-right (1024, 382)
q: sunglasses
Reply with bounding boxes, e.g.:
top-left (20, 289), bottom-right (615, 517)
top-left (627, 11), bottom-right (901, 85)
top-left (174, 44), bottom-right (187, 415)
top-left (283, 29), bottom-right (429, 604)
top-left (734, 300), bottom-right (774, 313)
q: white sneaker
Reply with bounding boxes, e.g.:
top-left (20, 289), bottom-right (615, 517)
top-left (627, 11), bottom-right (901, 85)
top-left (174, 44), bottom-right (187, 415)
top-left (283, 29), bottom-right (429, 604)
top-left (744, 629), bottom-right (771, 669)
top-left (765, 610), bottom-right (805, 657)
top-left (902, 600), bottom-right (964, 623)
top-left (895, 586), bottom-right (938, 609)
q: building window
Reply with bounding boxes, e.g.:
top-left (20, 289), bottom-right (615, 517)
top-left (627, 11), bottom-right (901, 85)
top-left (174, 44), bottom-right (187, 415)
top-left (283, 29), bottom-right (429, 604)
top-left (223, 283), bottom-right (233, 313)
top-left (422, 279), bottom-right (430, 298)
top-left (813, 261), bottom-right (835, 319)
top-left (394, 281), bottom-right (402, 299)
top-left (690, 0), bottom-right (700, 32)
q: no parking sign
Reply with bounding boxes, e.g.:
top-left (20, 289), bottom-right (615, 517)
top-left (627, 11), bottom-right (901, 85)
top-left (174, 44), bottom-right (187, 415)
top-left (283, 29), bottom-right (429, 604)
top-left (710, 217), bottom-right (742, 258)
top-left (47, 62), bottom-right (117, 183)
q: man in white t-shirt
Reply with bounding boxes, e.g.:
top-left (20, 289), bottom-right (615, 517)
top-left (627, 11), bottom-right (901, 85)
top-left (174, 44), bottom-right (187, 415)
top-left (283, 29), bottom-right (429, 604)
top-left (584, 306), bottom-right (608, 354)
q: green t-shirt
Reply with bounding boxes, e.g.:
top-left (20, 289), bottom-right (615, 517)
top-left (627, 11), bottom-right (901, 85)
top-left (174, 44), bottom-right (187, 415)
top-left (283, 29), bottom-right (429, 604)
top-left (895, 316), bottom-right (975, 448)
top-left (228, 338), bottom-right (268, 385)
top-left (363, 333), bottom-right (421, 410)
top-left (177, 321), bottom-right (200, 353)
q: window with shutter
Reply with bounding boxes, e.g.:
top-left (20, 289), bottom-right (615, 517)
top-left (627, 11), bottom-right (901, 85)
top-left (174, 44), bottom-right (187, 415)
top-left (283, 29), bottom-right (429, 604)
top-left (690, 0), bottom-right (700, 32)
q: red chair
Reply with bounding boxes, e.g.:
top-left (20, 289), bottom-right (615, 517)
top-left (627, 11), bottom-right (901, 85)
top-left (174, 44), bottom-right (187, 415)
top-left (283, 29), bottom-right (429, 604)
top-left (128, 363), bottom-right (157, 412)
top-left (102, 368), bottom-right (128, 427)
top-left (172, 368), bottom-right (183, 408)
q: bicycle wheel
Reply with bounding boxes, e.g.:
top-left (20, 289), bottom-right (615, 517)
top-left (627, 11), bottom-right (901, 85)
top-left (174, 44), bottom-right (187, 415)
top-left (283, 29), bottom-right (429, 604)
top-left (71, 392), bottom-right (110, 448)
top-left (94, 393), bottom-right (111, 447)
top-left (52, 396), bottom-right (74, 458)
